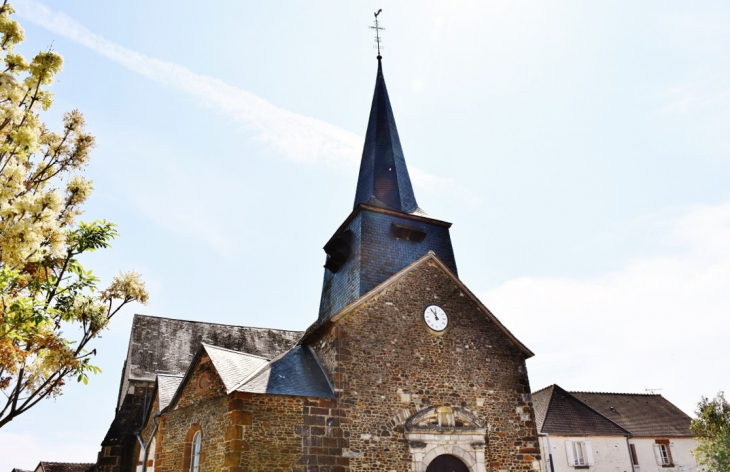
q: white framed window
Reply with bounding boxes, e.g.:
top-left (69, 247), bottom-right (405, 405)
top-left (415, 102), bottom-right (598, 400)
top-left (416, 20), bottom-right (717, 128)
top-left (653, 443), bottom-right (672, 466)
top-left (565, 440), bottom-right (594, 467)
top-left (190, 431), bottom-right (202, 472)
top-left (573, 442), bottom-right (586, 466)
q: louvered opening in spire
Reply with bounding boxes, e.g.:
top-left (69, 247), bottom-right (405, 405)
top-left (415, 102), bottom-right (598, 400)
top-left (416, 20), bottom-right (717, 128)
top-left (353, 58), bottom-right (420, 214)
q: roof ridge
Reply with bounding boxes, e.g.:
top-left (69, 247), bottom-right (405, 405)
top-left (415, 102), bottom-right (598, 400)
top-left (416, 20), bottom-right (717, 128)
top-left (570, 390), bottom-right (661, 397)
top-left (230, 344), bottom-right (306, 394)
top-left (532, 384), bottom-right (557, 395)
top-left (229, 356), bottom-right (273, 393)
top-left (132, 313), bottom-right (304, 333)
top-left (201, 342), bottom-right (270, 360)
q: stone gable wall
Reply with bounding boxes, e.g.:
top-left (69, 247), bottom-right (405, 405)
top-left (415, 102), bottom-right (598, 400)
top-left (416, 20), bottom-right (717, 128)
top-left (176, 354), bottom-right (227, 409)
top-left (312, 260), bottom-right (540, 472)
top-left (155, 357), bottom-right (230, 471)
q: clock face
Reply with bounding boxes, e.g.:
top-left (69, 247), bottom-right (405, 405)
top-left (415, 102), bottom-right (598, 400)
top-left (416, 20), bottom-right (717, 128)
top-left (423, 305), bottom-right (449, 332)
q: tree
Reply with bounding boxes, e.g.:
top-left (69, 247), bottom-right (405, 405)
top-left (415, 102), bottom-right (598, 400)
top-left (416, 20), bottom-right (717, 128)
top-left (691, 392), bottom-right (730, 472)
top-left (0, 1), bottom-right (148, 428)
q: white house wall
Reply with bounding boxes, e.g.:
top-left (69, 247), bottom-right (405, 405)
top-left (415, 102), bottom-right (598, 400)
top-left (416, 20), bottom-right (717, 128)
top-left (538, 436), bottom-right (633, 472)
top-left (629, 438), bottom-right (702, 472)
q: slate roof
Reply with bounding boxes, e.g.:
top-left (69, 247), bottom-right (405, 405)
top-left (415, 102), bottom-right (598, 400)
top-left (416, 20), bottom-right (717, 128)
top-left (533, 385), bottom-right (630, 436)
top-left (353, 57), bottom-right (421, 214)
top-left (202, 343), bottom-right (269, 392)
top-left (34, 463), bottom-right (95, 472)
top-left (570, 391), bottom-right (693, 437)
top-left (157, 374), bottom-right (184, 410)
top-left (166, 343), bottom-right (334, 411)
top-left (235, 345), bottom-right (334, 398)
top-left (126, 315), bottom-right (302, 382)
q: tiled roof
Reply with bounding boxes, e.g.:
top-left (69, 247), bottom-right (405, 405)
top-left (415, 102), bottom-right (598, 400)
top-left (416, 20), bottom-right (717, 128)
top-left (157, 374), bottom-right (184, 410)
top-left (202, 343), bottom-right (269, 392)
top-left (531, 385), bottom-right (553, 431)
top-left (236, 345), bottom-right (334, 398)
top-left (570, 391), bottom-right (693, 437)
top-left (532, 385), bottom-right (630, 436)
top-left (127, 315), bottom-right (302, 382)
top-left (36, 462), bottom-right (95, 472)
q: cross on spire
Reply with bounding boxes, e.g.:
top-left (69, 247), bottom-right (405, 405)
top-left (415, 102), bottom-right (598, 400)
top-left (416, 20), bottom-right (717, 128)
top-left (370, 9), bottom-right (384, 58)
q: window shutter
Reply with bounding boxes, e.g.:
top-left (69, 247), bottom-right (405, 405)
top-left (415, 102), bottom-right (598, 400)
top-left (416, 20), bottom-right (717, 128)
top-left (653, 444), bottom-right (663, 465)
top-left (565, 440), bottom-right (575, 466)
top-left (629, 444), bottom-right (638, 466)
top-left (585, 441), bottom-right (594, 465)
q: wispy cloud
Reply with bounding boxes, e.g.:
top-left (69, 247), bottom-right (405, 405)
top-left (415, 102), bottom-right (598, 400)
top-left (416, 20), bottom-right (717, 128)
top-left (16, 0), bottom-right (474, 202)
top-left (16, 0), bottom-right (362, 169)
top-left (655, 86), bottom-right (730, 115)
top-left (481, 201), bottom-right (730, 414)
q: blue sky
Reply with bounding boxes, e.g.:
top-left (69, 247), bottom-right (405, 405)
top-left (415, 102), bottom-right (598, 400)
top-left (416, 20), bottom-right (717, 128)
top-left (2, 0), bottom-right (730, 468)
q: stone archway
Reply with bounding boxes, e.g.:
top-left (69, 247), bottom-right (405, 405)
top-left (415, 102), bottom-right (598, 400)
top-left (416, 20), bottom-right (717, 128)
top-left (405, 407), bottom-right (487, 472)
top-left (426, 454), bottom-right (470, 472)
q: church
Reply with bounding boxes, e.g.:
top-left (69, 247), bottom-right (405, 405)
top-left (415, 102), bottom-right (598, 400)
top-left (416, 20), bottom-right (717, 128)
top-left (95, 52), bottom-right (541, 472)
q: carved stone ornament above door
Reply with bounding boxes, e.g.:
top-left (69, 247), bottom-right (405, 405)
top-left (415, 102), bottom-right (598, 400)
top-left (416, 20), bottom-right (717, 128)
top-left (404, 406), bottom-right (488, 472)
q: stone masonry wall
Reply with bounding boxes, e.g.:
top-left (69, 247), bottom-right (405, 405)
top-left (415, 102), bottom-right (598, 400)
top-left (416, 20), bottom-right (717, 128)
top-left (228, 393), bottom-right (303, 471)
top-left (312, 259), bottom-right (540, 472)
top-left (155, 355), bottom-right (231, 472)
top-left (225, 392), bottom-right (348, 472)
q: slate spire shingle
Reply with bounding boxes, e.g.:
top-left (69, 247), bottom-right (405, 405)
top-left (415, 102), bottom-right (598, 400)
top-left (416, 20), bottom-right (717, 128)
top-left (353, 57), bottom-right (420, 214)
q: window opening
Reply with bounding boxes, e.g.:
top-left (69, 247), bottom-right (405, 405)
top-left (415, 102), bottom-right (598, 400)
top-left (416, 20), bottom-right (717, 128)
top-left (572, 442), bottom-right (586, 466)
top-left (629, 443), bottom-right (639, 466)
top-left (657, 444), bottom-right (670, 466)
top-left (190, 431), bottom-right (202, 472)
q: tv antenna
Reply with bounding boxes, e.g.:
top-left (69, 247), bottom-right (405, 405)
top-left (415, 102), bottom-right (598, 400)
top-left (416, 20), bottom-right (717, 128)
top-left (645, 387), bottom-right (663, 394)
top-left (370, 9), bottom-right (385, 57)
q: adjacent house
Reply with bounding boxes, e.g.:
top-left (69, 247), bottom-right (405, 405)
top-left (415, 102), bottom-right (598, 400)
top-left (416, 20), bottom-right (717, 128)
top-left (533, 385), bottom-right (701, 472)
top-left (31, 463), bottom-right (95, 472)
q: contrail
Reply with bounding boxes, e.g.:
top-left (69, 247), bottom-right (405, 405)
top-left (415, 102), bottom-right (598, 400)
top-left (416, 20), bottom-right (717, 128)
top-left (15, 0), bottom-right (466, 197)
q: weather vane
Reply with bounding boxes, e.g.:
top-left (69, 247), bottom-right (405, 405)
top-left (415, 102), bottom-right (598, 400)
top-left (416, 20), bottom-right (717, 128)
top-left (370, 9), bottom-right (384, 57)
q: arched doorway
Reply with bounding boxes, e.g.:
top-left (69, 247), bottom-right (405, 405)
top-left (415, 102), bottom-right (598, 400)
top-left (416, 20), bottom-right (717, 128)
top-left (426, 454), bottom-right (470, 472)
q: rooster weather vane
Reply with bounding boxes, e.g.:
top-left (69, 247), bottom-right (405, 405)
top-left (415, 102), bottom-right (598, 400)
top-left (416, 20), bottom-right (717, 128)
top-left (370, 9), bottom-right (384, 57)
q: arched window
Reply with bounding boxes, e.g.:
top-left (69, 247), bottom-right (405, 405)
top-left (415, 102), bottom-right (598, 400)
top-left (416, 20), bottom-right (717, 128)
top-left (190, 431), bottom-right (202, 472)
top-left (183, 424), bottom-right (203, 472)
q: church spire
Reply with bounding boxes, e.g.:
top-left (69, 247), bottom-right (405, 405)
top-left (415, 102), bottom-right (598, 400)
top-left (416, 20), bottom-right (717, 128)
top-left (352, 57), bottom-right (420, 214)
top-left (317, 21), bottom-right (457, 323)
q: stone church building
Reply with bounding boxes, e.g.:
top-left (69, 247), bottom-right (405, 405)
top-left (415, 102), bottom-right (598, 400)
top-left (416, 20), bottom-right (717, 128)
top-left (96, 55), bottom-right (541, 472)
